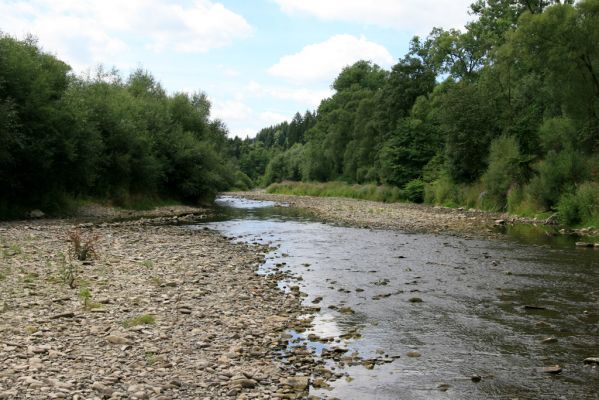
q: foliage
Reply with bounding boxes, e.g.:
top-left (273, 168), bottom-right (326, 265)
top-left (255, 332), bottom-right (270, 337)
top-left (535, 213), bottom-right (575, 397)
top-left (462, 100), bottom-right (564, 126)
top-left (403, 179), bottom-right (426, 203)
top-left (232, 0), bottom-right (599, 228)
top-left (0, 34), bottom-right (242, 218)
top-left (123, 314), bottom-right (156, 328)
top-left (481, 135), bottom-right (525, 210)
top-left (556, 182), bottom-right (599, 226)
top-left (67, 229), bottom-right (99, 261)
top-left (267, 181), bottom-right (404, 203)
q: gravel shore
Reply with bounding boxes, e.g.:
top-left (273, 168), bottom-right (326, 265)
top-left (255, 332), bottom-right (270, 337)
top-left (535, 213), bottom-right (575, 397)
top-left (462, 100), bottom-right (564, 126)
top-left (228, 192), bottom-right (516, 237)
top-left (0, 208), bottom-right (322, 400)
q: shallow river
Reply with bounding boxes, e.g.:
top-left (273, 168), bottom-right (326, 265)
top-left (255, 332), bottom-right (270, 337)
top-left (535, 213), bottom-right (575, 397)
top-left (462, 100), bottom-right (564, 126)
top-left (198, 196), bottom-right (598, 400)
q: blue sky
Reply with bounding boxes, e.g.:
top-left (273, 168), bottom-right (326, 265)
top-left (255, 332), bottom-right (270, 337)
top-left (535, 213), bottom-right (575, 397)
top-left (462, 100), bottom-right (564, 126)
top-left (1, 0), bottom-right (473, 137)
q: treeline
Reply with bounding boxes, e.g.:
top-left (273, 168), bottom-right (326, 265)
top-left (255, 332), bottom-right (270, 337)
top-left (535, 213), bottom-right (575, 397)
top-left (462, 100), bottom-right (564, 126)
top-left (0, 34), bottom-right (249, 217)
top-left (236, 0), bottom-right (599, 227)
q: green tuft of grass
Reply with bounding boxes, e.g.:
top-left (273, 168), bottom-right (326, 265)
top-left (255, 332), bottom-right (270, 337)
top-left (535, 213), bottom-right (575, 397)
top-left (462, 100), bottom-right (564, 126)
top-left (123, 314), bottom-right (156, 328)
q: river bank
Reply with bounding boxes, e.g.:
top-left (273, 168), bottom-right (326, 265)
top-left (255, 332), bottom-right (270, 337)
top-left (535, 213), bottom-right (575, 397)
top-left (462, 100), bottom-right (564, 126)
top-left (0, 207), bottom-right (323, 399)
top-left (228, 191), bottom-right (599, 240)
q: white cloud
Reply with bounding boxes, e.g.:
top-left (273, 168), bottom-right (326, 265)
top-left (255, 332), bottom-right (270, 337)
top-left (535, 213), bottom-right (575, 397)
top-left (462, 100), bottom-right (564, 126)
top-left (273, 0), bottom-right (472, 32)
top-left (260, 111), bottom-right (290, 126)
top-left (268, 34), bottom-right (394, 84)
top-left (211, 99), bottom-right (253, 122)
top-left (0, 0), bottom-right (252, 70)
top-left (246, 81), bottom-right (333, 107)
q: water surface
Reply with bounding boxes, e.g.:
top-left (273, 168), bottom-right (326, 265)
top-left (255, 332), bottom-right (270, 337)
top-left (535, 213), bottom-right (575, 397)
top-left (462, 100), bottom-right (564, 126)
top-left (196, 196), bottom-right (599, 400)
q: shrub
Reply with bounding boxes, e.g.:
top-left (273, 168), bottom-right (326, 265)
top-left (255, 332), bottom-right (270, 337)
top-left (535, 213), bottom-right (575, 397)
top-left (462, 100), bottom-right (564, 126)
top-left (481, 135), bottom-right (523, 210)
top-left (528, 149), bottom-right (588, 209)
top-left (403, 179), bottom-right (425, 203)
top-left (68, 229), bottom-right (99, 261)
top-left (557, 182), bottom-right (599, 227)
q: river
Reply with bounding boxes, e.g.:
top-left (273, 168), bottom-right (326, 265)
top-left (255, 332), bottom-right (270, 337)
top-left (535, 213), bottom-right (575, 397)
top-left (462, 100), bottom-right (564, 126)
top-left (196, 196), bottom-right (598, 400)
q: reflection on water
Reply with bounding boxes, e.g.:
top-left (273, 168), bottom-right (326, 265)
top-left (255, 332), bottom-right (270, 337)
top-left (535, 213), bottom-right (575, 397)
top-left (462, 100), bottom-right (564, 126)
top-left (196, 196), bottom-right (599, 400)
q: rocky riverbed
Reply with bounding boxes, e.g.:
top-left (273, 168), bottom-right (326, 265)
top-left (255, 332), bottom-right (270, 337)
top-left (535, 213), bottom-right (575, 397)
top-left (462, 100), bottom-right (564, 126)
top-left (228, 191), bottom-right (599, 239)
top-left (0, 208), bottom-right (329, 400)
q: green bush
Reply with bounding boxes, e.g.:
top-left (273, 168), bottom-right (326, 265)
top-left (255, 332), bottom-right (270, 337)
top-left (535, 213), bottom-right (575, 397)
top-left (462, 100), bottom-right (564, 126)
top-left (403, 179), bottom-right (425, 203)
top-left (556, 193), bottom-right (581, 225)
top-left (528, 149), bottom-right (588, 209)
top-left (481, 135), bottom-right (523, 211)
top-left (557, 182), bottom-right (599, 227)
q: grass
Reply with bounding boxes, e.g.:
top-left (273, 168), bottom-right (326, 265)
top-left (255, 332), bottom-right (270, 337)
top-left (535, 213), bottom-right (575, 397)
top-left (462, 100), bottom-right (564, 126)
top-left (2, 244), bottom-right (22, 258)
top-left (68, 229), bottom-right (99, 261)
top-left (141, 260), bottom-right (154, 269)
top-left (123, 314), bottom-right (156, 328)
top-left (266, 181), bottom-right (404, 203)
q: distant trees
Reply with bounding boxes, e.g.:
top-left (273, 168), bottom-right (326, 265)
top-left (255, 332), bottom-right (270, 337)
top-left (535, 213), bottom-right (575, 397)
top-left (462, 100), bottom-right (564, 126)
top-left (0, 34), bottom-right (243, 217)
top-left (234, 0), bottom-right (599, 226)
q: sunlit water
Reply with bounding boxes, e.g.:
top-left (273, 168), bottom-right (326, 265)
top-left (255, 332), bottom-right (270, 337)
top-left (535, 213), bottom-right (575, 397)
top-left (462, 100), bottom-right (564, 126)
top-left (193, 196), bottom-right (599, 400)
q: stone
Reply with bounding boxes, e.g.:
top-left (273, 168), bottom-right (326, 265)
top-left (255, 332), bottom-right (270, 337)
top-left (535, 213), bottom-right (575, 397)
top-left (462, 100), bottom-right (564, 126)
top-left (282, 376), bottom-right (309, 391)
top-left (575, 242), bottom-right (593, 248)
top-left (406, 351), bottom-right (421, 358)
top-left (542, 365), bottom-right (562, 374)
top-left (541, 337), bottom-right (558, 344)
top-left (230, 378), bottom-right (257, 388)
top-left (583, 357), bottom-right (599, 365)
top-left (107, 335), bottom-right (131, 345)
top-left (0, 390), bottom-right (18, 399)
top-left (28, 209), bottom-right (45, 219)
top-left (409, 297), bottom-right (423, 303)
top-left (471, 375), bottom-right (482, 382)
top-left (92, 382), bottom-right (113, 396)
top-left (437, 384), bottom-right (451, 392)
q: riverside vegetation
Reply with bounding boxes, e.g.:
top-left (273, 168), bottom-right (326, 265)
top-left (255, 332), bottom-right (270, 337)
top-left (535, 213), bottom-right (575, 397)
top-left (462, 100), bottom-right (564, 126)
top-left (232, 0), bottom-right (599, 229)
top-left (0, 35), bottom-right (252, 219)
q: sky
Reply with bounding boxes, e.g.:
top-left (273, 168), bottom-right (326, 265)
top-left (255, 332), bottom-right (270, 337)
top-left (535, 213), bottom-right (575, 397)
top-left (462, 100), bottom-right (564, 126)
top-left (1, 0), bottom-right (474, 138)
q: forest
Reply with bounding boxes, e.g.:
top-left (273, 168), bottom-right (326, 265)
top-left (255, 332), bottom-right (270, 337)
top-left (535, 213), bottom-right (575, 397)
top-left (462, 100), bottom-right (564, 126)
top-left (235, 0), bottom-right (599, 227)
top-left (0, 34), bottom-right (251, 218)
top-left (1, 0), bottom-right (598, 227)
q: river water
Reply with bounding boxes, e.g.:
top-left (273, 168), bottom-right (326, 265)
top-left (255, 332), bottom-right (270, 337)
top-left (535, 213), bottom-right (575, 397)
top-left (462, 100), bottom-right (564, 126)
top-left (197, 196), bottom-right (598, 400)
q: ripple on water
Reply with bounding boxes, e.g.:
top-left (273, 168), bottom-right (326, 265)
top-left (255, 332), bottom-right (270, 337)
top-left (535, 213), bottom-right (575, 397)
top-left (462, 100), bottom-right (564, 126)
top-left (194, 196), bottom-right (599, 400)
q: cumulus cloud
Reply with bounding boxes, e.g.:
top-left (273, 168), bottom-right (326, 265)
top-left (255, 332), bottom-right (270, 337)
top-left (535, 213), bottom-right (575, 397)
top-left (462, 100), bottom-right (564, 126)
top-left (259, 111), bottom-right (290, 126)
top-left (246, 81), bottom-right (333, 107)
top-left (211, 99), bottom-right (253, 122)
top-left (0, 0), bottom-right (252, 70)
top-left (268, 34), bottom-right (395, 84)
top-left (273, 0), bottom-right (472, 32)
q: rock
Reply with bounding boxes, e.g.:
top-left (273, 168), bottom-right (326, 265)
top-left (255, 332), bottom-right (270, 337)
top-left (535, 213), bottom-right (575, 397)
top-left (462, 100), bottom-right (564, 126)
top-left (471, 375), bottom-right (482, 382)
top-left (282, 376), bottom-right (309, 391)
top-left (494, 219), bottom-right (506, 226)
top-left (106, 335), bottom-right (131, 345)
top-left (583, 357), bottom-right (599, 365)
top-left (406, 351), bottom-right (421, 358)
top-left (28, 209), bottom-right (45, 219)
top-left (362, 360), bottom-right (375, 370)
top-left (541, 337), bottom-right (558, 344)
top-left (230, 378), bottom-right (257, 388)
top-left (0, 390), bottom-right (18, 399)
top-left (524, 305), bottom-right (547, 310)
top-left (437, 383), bottom-right (451, 392)
top-left (575, 242), bottom-right (593, 248)
top-left (542, 365), bottom-right (562, 374)
top-left (92, 382), bottom-right (113, 396)
top-left (50, 312), bottom-right (75, 319)
top-left (408, 297), bottom-right (423, 303)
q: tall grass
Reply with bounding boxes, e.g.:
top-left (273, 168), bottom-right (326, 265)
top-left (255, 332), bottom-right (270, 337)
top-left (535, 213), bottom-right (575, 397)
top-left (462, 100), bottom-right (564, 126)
top-left (266, 181), bottom-right (404, 203)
